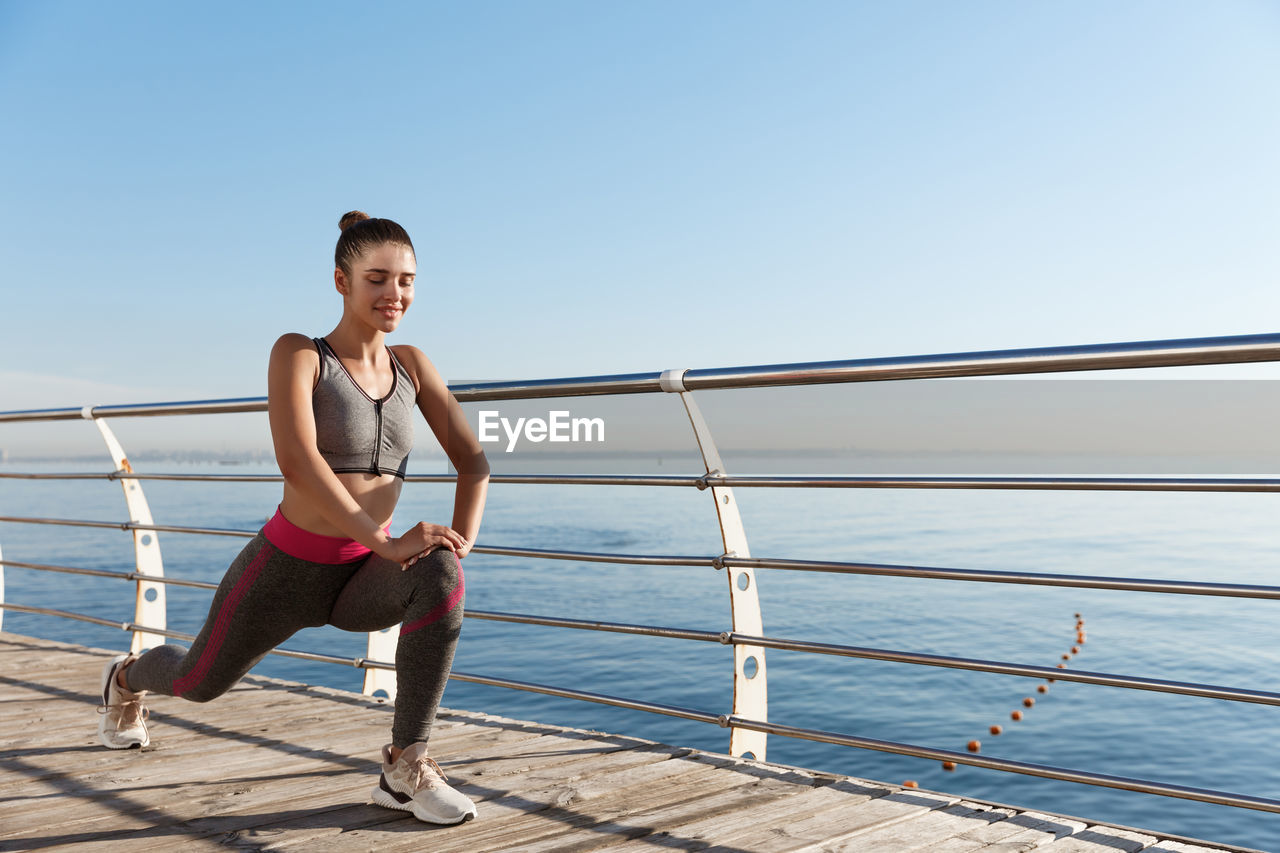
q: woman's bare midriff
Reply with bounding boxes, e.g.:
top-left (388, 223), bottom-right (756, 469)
top-left (278, 471), bottom-right (403, 538)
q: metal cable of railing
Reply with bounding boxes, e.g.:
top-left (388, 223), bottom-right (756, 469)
top-left (0, 516), bottom-right (257, 538)
top-left (4, 599), bottom-right (1280, 815)
top-left (6, 515), bottom-right (1280, 600)
top-left (10, 470), bottom-right (1280, 493)
top-left (0, 559), bottom-right (217, 589)
top-left (726, 555), bottom-right (1280, 599)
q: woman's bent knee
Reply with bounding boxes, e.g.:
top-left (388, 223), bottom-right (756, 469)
top-left (409, 547), bottom-right (463, 591)
top-left (177, 675), bottom-right (241, 703)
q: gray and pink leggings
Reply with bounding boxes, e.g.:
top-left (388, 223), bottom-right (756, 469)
top-left (125, 508), bottom-right (465, 748)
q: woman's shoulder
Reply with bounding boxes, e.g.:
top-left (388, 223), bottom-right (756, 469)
top-left (269, 334), bottom-right (322, 373)
top-left (271, 332), bottom-right (321, 356)
top-left (274, 331), bottom-right (319, 348)
top-left (390, 343), bottom-right (439, 370)
top-left (389, 344), bottom-right (445, 394)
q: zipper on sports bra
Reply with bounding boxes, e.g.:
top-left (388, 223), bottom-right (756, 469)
top-left (372, 399), bottom-right (383, 475)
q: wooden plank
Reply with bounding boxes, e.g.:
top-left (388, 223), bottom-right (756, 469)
top-left (632, 776), bottom-right (896, 853)
top-left (814, 800), bottom-right (1022, 852)
top-left (1039, 824), bottom-right (1159, 851)
top-left (1153, 843), bottom-right (1250, 853)
top-left (918, 804), bottom-right (1082, 852)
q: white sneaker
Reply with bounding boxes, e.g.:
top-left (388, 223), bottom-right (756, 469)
top-left (371, 742), bottom-right (477, 824)
top-left (97, 653), bottom-right (150, 749)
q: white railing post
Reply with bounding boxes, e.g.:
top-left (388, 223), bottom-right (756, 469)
top-left (363, 628), bottom-right (398, 699)
top-left (661, 369), bottom-right (768, 760)
top-left (85, 410), bottom-right (167, 653)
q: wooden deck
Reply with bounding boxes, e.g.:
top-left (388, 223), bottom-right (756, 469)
top-left (0, 633), bottom-right (1258, 852)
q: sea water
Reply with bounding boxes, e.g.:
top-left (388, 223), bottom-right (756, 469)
top-left (2, 458), bottom-right (1279, 850)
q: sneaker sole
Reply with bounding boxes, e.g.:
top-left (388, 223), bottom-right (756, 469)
top-left (370, 786), bottom-right (476, 825)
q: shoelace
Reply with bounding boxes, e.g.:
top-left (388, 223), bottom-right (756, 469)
top-left (405, 754), bottom-right (449, 792)
top-left (97, 696), bottom-right (150, 728)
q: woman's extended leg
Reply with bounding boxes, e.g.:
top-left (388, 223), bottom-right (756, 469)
top-left (327, 546), bottom-right (465, 748)
top-left (125, 534), bottom-right (354, 701)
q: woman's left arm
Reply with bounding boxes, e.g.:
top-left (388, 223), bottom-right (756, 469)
top-left (395, 345), bottom-right (490, 558)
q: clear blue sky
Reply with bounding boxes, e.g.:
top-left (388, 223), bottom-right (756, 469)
top-left (2, 0), bottom-right (1279, 418)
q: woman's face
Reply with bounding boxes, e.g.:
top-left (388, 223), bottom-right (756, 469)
top-left (336, 242), bottom-right (416, 333)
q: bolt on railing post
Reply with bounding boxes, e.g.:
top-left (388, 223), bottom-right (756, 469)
top-left (661, 369), bottom-right (768, 760)
top-left (86, 411), bottom-right (167, 652)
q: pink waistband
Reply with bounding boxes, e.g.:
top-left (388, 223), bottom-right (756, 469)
top-left (263, 507), bottom-right (388, 564)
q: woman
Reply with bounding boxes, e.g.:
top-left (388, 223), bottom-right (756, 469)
top-left (94, 211), bottom-right (489, 825)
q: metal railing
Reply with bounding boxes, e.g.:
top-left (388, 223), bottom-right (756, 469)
top-left (4, 332), bottom-right (1280, 815)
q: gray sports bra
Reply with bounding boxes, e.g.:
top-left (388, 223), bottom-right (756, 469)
top-left (312, 337), bottom-right (416, 479)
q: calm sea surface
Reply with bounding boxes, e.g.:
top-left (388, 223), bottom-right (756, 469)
top-left (2, 458), bottom-right (1279, 850)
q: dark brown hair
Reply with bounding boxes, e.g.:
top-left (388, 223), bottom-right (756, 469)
top-left (334, 210), bottom-right (415, 277)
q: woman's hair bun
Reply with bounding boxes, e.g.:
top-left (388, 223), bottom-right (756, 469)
top-left (339, 210), bottom-right (371, 231)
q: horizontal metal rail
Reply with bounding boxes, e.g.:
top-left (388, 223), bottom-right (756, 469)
top-left (0, 397), bottom-right (269, 423)
top-left (0, 559), bottom-right (217, 590)
top-left (705, 475), bottom-right (1280, 493)
top-left (9, 470), bottom-right (1280, 494)
top-left (478, 544), bottom-right (715, 567)
top-left (444, 670), bottom-right (724, 724)
top-left (0, 471), bottom-right (705, 487)
top-left (731, 556), bottom-right (1280, 599)
top-left (465, 609), bottom-right (724, 643)
top-left (7, 515), bottom-right (1280, 598)
top-left (452, 332), bottom-right (1280, 399)
top-left (4, 334), bottom-right (1280, 422)
top-left (4, 601), bottom-right (1278, 814)
top-left (0, 471), bottom-right (285, 483)
top-left (0, 603), bottom-right (133, 631)
top-left (0, 515), bottom-right (257, 538)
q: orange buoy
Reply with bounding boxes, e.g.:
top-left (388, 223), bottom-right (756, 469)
top-left (1023, 697), bottom-right (1035, 708)
top-left (1011, 710), bottom-right (1024, 721)
top-left (1047, 677), bottom-right (1056, 683)
top-left (903, 779), bottom-right (919, 788)
top-left (1057, 663), bottom-right (1067, 669)
top-left (942, 761), bottom-right (957, 771)
top-left (1037, 684), bottom-right (1048, 694)
top-left (990, 724), bottom-right (1003, 735)
top-left (1074, 612), bottom-right (1081, 619)
top-left (1071, 646), bottom-right (1080, 654)
top-left (1061, 653), bottom-right (1070, 660)
top-left (967, 739), bottom-right (981, 753)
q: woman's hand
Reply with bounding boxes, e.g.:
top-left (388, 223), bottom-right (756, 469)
top-left (383, 522), bottom-right (470, 569)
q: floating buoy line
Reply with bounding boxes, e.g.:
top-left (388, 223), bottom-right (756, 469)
top-left (902, 613), bottom-right (1086, 788)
